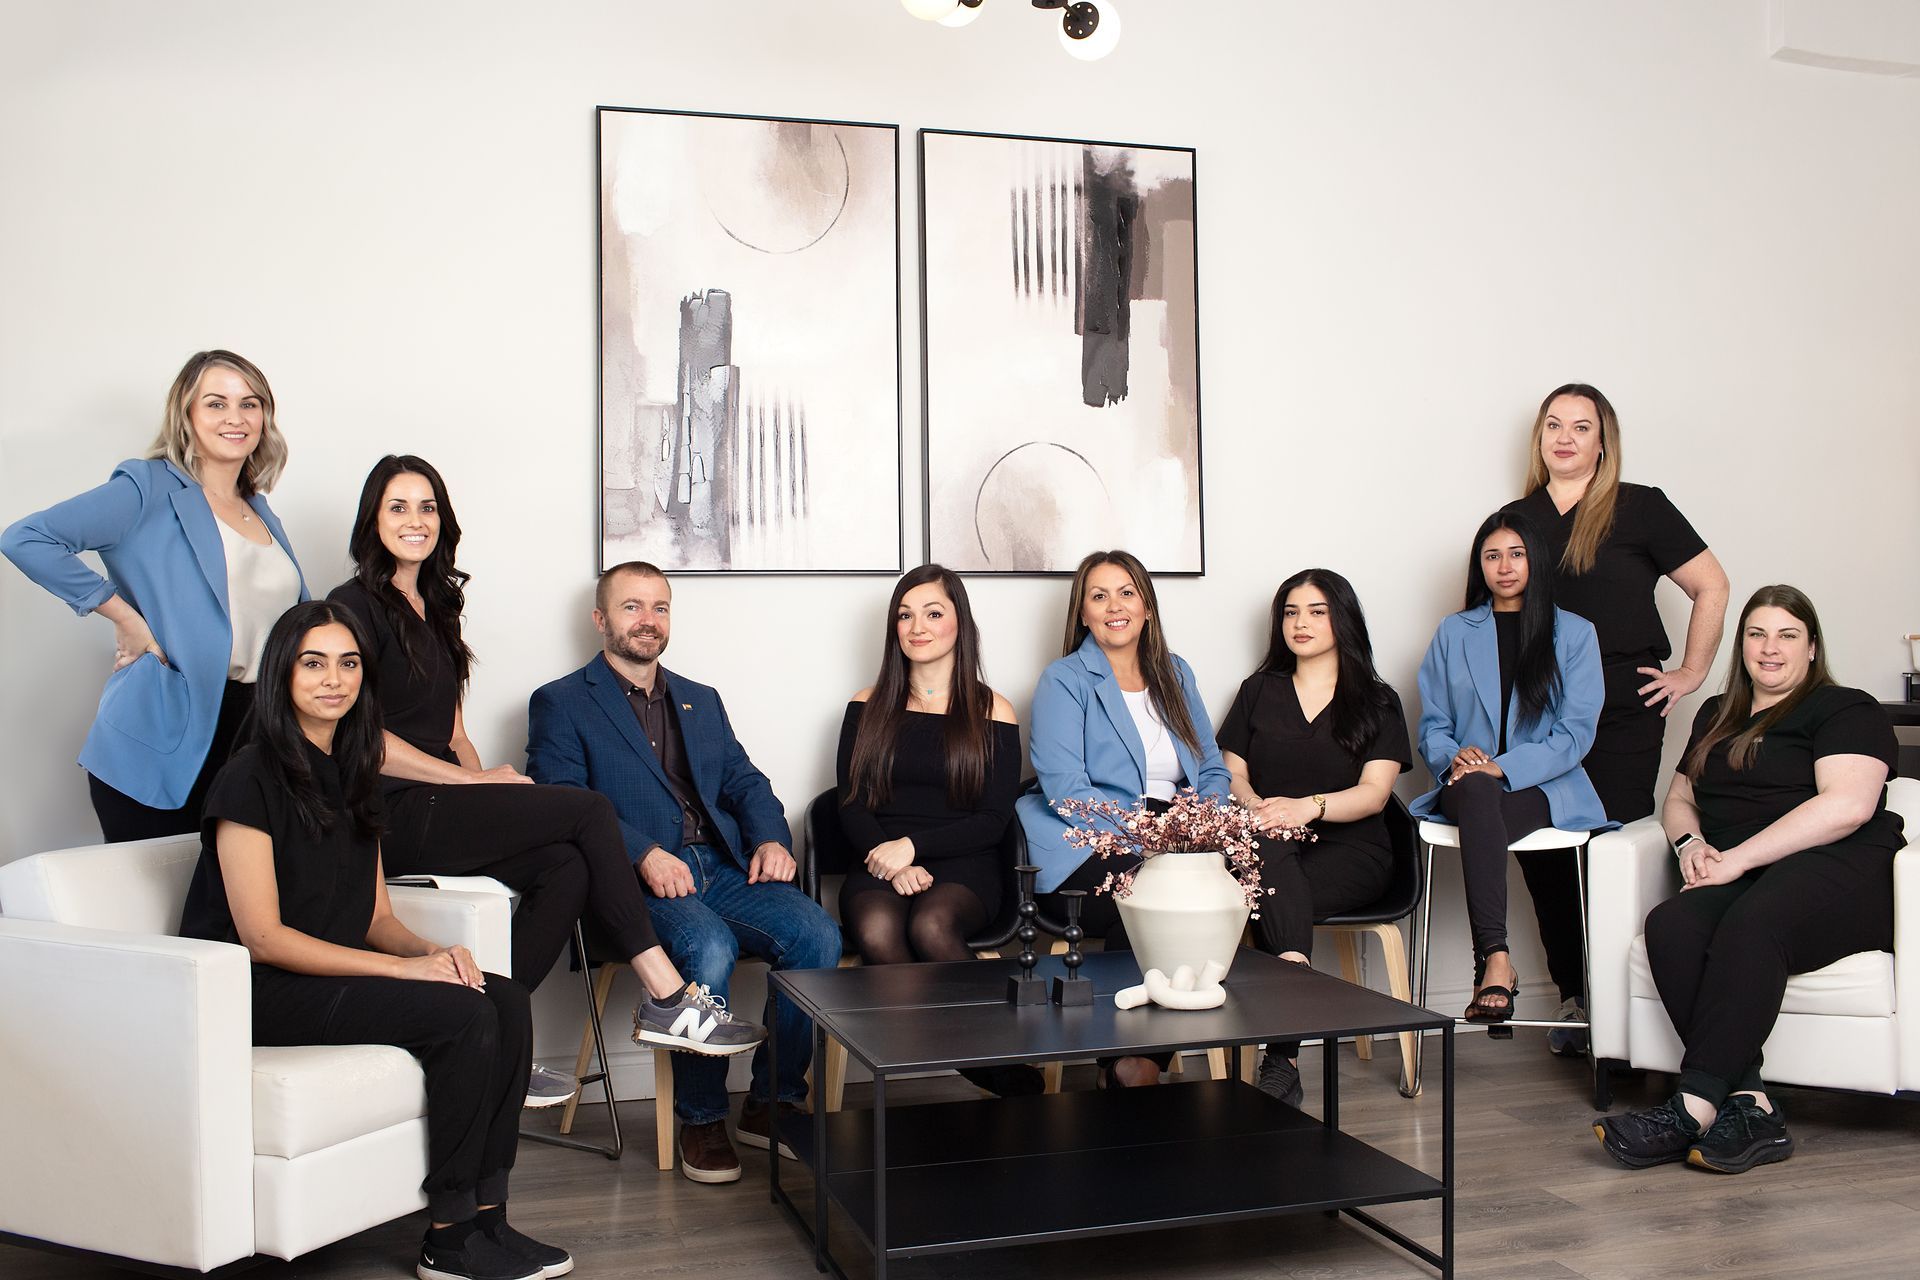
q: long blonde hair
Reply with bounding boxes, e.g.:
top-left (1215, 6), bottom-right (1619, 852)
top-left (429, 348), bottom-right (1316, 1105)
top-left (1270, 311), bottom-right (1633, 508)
top-left (147, 350), bottom-right (288, 496)
top-left (1522, 383), bottom-right (1621, 575)
top-left (1060, 549), bottom-right (1201, 753)
top-left (1682, 585), bottom-right (1835, 777)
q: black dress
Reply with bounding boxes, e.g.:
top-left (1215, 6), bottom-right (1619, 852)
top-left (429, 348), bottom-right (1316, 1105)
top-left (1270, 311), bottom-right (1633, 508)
top-left (326, 580), bottom-right (461, 783)
top-left (835, 704), bottom-right (1023, 918)
top-left (1216, 673), bottom-right (1412, 956)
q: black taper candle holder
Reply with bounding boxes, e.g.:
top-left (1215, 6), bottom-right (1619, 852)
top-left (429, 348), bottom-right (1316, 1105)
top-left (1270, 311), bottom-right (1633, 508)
top-left (1005, 864), bottom-right (1048, 1005)
top-left (1051, 889), bottom-right (1093, 1006)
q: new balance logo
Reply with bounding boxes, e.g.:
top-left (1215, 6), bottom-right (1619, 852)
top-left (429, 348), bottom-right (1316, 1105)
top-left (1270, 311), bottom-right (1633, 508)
top-left (669, 1008), bottom-right (720, 1043)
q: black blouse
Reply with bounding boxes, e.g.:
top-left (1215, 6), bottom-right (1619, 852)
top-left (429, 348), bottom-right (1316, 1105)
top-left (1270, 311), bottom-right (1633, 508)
top-left (180, 741), bottom-right (380, 951)
top-left (834, 705), bottom-right (1023, 863)
top-left (327, 579), bottom-right (460, 768)
top-left (1683, 685), bottom-right (1904, 853)
top-left (1506, 483), bottom-right (1707, 666)
top-left (1215, 673), bottom-right (1412, 855)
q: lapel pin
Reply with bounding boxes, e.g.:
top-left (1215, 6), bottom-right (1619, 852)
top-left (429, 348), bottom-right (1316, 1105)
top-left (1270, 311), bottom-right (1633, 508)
top-left (682, 703), bottom-right (692, 711)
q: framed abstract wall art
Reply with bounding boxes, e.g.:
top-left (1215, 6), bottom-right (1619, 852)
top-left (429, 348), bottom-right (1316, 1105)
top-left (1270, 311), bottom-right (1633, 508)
top-left (919, 129), bottom-right (1202, 575)
top-left (598, 106), bottom-right (903, 573)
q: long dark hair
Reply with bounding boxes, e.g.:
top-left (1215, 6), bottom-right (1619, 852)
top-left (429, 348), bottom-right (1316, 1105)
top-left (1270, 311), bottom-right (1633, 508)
top-left (247, 600), bottom-right (385, 839)
top-left (1060, 549), bottom-right (1201, 753)
top-left (1258, 568), bottom-right (1395, 762)
top-left (1683, 585), bottom-right (1835, 777)
top-left (848, 565), bottom-right (996, 808)
top-left (346, 455), bottom-right (474, 686)
top-left (1463, 510), bottom-right (1561, 731)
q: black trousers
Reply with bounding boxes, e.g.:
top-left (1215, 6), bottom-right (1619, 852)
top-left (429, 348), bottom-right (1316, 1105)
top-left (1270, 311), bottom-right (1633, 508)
top-left (252, 966), bottom-right (530, 1225)
top-left (382, 782), bottom-right (661, 990)
top-left (1040, 854), bottom-right (1172, 1072)
top-left (1251, 836), bottom-right (1392, 959)
top-left (1438, 772), bottom-right (1554, 966)
top-left (88, 679), bottom-right (253, 842)
top-left (1644, 839), bottom-right (1895, 1108)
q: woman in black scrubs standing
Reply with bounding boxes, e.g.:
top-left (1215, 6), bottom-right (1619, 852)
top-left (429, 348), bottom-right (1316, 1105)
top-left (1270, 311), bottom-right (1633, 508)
top-left (1504, 383), bottom-right (1730, 1043)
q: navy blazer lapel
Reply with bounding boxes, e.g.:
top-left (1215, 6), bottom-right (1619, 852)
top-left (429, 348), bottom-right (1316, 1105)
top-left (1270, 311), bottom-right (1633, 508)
top-left (1077, 637), bottom-right (1147, 784)
top-left (658, 669), bottom-right (714, 800)
top-left (165, 466), bottom-right (229, 614)
top-left (1461, 606), bottom-right (1504, 739)
top-left (585, 656), bottom-right (672, 791)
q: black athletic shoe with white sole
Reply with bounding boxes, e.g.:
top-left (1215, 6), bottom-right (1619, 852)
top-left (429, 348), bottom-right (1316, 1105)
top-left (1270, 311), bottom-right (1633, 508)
top-left (416, 1230), bottom-right (542, 1280)
top-left (633, 982), bottom-right (766, 1056)
top-left (1687, 1095), bottom-right (1793, 1174)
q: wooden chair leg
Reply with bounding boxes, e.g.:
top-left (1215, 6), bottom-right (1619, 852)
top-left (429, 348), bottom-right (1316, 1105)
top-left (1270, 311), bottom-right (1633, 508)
top-left (1333, 930), bottom-right (1372, 1060)
top-left (1042, 1061), bottom-right (1064, 1093)
top-left (1372, 922), bottom-right (1420, 1096)
top-left (561, 963), bottom-right (619, 1136)
top-left (823, 1036), bottom-right (848, 1113)
top-left (654, 1048), bottom-right (676, 1172)
top-left (1240, 1046), bottom-right (1257, 1085)
top-left (1205, 1047), bottom-right (1229, 1079)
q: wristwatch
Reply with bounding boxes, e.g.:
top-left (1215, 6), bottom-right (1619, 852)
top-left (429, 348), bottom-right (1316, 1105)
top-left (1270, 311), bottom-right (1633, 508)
top-left (1311, 794), bottom-right (1328, 821)
top-left (1673, 832), bottom-right (1702, 858)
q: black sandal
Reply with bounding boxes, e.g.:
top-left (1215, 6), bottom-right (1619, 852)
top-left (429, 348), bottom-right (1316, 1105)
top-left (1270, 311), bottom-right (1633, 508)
top-left (1463, 948), bottom-right (1519, 1024)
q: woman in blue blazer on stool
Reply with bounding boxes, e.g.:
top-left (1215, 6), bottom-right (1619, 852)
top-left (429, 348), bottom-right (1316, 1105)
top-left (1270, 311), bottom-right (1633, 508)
top-left (1412, 511), bottom-right (1608, 1025)
top-left (1018, 549), bottom-right (1232, 1088)
top-left (2, 351), bottom-right (307, 841)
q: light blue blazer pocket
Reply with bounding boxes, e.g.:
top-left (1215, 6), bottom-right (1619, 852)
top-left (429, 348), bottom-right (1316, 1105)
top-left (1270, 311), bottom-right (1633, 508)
top-left (94, 653), bottom-right (192, 754)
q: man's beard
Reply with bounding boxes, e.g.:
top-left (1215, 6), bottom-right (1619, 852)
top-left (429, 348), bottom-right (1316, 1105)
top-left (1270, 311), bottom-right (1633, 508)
top-left (608, 627), bottom-right (667, 664)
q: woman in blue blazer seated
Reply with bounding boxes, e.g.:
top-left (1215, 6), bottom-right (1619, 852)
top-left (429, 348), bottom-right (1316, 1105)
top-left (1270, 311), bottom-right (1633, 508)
top-left (1412, 510), bottom-right (1608, 1024)
top-left (2, 351), bottom-right (307, 841)
top-left (1018, 549), bottom-right (1233, 1088)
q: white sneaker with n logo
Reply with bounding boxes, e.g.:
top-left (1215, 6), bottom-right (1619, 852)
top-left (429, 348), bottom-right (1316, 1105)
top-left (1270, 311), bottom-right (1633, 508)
top-left (633, 983), bottom-right (767, 1057)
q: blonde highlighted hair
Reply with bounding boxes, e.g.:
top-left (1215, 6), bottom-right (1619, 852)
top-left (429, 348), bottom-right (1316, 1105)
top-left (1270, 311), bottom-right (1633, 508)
top-left (1522, 383), bottom-right (1621, 575)
top-left (147, 350), bottom-right (287, 496)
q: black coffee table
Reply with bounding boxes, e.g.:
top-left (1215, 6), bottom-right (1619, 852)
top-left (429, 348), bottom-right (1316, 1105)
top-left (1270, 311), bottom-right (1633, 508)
top-left (765, 949), bottom-right (1453, 1278)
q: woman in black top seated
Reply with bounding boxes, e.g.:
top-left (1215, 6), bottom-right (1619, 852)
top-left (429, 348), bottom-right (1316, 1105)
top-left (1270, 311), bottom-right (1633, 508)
top-left (329, 457), bottom-right (761, 1106)
top-left (181, 600), bottom-right (569, 1280)
top-left (1218, 569), bottom-right (1411, 1105)
top-left (1597, 586), bottom-right (1904, 1175)
top-left (836, 564), bottom-right (1035, 1096)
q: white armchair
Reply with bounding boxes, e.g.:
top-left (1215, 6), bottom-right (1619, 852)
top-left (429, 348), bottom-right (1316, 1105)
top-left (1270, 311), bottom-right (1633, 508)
top-left (1589, 777), bottom-right (1920, 1102)
top-left (0, 834), bottom-right (513, 1273)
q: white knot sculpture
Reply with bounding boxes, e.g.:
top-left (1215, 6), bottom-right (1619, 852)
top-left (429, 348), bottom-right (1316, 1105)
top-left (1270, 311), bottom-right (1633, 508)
top-left (1113, 960), bottom-right (1229, 1011)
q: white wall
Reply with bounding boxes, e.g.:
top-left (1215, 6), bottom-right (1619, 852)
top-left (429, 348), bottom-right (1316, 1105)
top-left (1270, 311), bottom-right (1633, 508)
top-left (5, 2), bottom-right (1919, 1054)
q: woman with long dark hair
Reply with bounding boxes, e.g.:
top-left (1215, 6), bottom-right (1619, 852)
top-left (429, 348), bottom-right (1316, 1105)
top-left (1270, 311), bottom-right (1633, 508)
top-left (1504, 383), bottom-right (1729, 1049)
top-left (1411, 511), bottom-right (1608, 1023)
top-left (3, 350), bottom-right (305, 841)
top-left (328, 456), bottom-right (762, 1107)
top-left (1597, 587), bottom-right (1902, 1174)
top-left (1017, 549), bottom-right (1232, 1088)
top-left (178, 601), bottom-right (570, 1280)
top-left (1217, 569), bottom-right (1411, 1104)
top-left (836, 565), bottom-right (1035, 1096)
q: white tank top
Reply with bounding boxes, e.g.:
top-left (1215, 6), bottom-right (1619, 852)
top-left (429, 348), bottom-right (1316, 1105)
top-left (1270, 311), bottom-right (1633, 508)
top-left (1121, 687), bottom-right (1184, 801)
top-left (217, 519), bottom-right (301, 682)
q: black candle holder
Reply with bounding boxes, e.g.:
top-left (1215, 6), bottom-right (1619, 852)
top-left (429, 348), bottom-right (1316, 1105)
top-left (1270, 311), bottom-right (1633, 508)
top-left (1005, 864), bottom-right (1049, 1005)
top-left (1050, 889), bottom-right (1093, 1006)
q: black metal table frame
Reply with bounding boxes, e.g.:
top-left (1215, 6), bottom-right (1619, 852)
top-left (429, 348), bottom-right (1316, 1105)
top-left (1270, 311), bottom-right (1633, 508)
top-left (764, 960), bottom-right (1454, 1279)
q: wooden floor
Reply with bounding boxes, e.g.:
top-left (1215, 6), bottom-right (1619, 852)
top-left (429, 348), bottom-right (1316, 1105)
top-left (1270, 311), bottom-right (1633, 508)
top-left (10, 1034), bottom-right (1920, 1280)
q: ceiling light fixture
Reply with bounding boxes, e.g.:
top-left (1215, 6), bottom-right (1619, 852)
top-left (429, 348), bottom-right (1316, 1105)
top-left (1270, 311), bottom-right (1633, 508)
top-left (901, 0), bottom-right (1122, 60)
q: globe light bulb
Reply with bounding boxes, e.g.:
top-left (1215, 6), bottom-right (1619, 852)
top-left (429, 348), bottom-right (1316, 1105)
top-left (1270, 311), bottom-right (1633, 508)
top-left (1060, 0), bottom-right (1121, 60)
top-left (901, 0), bottom-right (962, 21)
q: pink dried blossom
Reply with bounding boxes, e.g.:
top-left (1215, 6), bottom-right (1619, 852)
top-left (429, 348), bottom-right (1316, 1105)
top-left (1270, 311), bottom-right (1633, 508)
top-left (1052, 788), bottom-right (1314, 912)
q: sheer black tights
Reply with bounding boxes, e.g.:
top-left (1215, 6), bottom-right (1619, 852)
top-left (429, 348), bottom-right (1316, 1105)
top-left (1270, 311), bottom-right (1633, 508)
top-left (843, 883), bottom-right (988, 965)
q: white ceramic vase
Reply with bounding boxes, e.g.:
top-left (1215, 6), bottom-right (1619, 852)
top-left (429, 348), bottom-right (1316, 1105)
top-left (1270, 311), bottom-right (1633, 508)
top-left (1115, 850), bottom-right (1251, 983)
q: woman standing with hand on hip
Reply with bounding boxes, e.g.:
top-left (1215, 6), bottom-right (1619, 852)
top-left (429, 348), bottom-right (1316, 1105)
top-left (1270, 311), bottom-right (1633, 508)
top-left (2, 350), bottom-right (305, 841)
top-left (1503, 383), bottom-right (1729, 1047)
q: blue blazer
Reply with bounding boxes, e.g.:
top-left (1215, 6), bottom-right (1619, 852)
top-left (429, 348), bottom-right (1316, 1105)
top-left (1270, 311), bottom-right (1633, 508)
top-left (526, 654), bottom-right (791, 869)
top-left (1410, 604), bottom-right (1611, 833)
top-left (2, 458), bottom-right (306, 808)
top-left (1017, 634), bottom-right (1233, 892)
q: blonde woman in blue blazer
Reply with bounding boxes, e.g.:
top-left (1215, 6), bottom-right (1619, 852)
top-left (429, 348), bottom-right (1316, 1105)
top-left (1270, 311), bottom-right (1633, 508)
top-left (1017, 550), bottom-right (1231, 1087)
top-left (1412, 511), bottom-right (1607, 1024)
top-left (2, 351), bottom-right (306, 841)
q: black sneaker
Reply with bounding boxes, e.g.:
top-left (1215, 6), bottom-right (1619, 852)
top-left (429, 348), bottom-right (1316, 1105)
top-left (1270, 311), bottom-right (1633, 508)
top-left (417, 1229), bottom-right (542, 1280)
top-left (1256, 1052), bottom-right (1304, 1108)
top-left (1594, 1095), bottom-right (1700, 1169)
top-left (1687, 1095), bottom-right (1793, 1174)
top-left (477, 1217), bottom-right (572, 1278)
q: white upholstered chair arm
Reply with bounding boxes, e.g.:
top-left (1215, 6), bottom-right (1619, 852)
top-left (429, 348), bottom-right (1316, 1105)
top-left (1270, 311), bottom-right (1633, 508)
top-left (1892, 842), bottom-right (1920, 1091)
top-left (387, 886), bottom-right (514, 977)
top-left (1586, 816), bottom-right (1676, 1061)
top-left (0, 919), bottom-right (255, 1272)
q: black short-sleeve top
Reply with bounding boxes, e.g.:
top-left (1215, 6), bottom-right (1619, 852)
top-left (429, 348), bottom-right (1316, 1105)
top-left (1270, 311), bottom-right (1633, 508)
top-left (327, 579), bottom-right (460, 768)
top-left (179, 741), bottom-right (381, 950)
top-left (1216, 673), bottom-right (1412, 855)
top-left (1505, 483), bottom-right (1708, 666)
top-left (1682, 685), bottom-right (1904, 853)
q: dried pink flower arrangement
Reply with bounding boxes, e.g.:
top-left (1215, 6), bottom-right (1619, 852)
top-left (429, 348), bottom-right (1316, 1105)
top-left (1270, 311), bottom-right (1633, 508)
top-left (1052, 788), bottom-right (1314, 911)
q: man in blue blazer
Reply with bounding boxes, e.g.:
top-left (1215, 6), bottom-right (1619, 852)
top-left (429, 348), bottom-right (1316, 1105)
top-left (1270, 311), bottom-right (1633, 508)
top-left (527, 562), bottom-right (840, 1186)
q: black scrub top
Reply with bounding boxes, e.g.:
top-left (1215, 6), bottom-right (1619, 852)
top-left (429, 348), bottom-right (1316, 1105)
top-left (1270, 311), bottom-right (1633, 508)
top-left (179, 741), bottom-right (380, 950)
top-left (328, 579), bottom-right (462, 777)
top-left (1216, 673), bottom-right (1412, 856)
top-left (1682, 685), bottom-right (1904, 853)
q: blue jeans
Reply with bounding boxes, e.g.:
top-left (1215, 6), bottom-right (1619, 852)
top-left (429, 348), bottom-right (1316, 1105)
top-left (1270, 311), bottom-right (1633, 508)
top-left (645, 843), bottom-right (842, 1124)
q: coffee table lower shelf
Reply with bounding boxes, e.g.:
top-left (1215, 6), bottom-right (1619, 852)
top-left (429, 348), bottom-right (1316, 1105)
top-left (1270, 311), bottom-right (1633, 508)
top-left (771, 1079), bottom-right (1446, 1274)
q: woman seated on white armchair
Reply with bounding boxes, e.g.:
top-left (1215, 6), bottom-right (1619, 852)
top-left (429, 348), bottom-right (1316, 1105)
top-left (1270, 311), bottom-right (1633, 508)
top-left (1595, 585), bottom-right (1903, 1174)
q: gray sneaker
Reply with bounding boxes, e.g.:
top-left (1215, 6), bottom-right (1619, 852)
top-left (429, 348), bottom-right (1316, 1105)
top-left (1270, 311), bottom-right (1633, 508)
top-left (1547, 997), bottom-right (1589, 1057)
top-left (632, 983), bottom-right (766, 1056)
top-left (1256, 1051), bottom-right (1304, 1108)
top-left (524, 1064), bottom-right (578, 1109)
